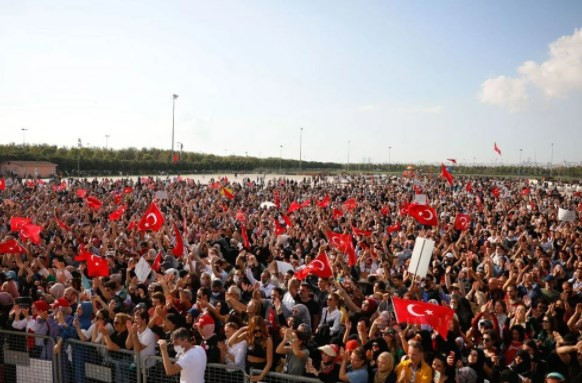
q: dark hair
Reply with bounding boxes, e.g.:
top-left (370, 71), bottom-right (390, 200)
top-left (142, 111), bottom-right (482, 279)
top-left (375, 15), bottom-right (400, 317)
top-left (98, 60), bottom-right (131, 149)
top-left (152, 292), bottom-right (166, 304)
top-left (509, 325), bottom-right (525, 342)
top-left (171, 327), bottom-right (191, 342)
top-left (134, 309), bottom-right (149, 322)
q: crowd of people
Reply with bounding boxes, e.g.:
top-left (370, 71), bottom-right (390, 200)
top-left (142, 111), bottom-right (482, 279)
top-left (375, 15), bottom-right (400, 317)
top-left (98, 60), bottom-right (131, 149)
top-left (0, 172), bottom-right (581, 383)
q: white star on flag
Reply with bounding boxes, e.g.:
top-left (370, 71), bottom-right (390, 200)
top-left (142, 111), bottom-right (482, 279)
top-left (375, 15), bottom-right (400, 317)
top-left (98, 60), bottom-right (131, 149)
top-left (425, 310), bottom-right (433, 315)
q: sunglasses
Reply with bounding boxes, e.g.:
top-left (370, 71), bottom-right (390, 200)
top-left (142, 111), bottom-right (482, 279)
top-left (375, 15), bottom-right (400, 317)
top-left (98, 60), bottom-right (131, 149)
top-left (483, 338), bottom-right (491, 342)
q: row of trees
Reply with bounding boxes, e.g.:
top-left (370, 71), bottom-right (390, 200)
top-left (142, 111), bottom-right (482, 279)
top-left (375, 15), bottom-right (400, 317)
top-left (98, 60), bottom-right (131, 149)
top-left (0, 144), bottom-right (580, 178)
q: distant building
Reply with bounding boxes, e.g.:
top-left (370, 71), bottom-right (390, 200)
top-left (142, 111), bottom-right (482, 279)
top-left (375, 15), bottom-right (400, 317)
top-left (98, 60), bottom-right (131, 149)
top-left (0, 161), bottom-right (58, 178)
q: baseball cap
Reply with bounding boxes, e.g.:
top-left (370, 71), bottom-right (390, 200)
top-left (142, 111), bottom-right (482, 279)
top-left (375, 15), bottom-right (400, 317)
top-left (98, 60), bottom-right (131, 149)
top-left (318, 344), bottom-right (339, 357)
top-left (545, 372), bottom-right (565, 381)
top-left (345, 339), bottom-right (359, 352)
top-left (52, 298), bottom-right (70, 309)
top-left (195, 314), bottom-right (215, 328)
top-left (33, 300), bottom-right (50, 312)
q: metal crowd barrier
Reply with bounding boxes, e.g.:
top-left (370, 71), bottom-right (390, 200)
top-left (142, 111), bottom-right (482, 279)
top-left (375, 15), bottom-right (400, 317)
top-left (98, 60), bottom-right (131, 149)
top-left (62, 338), bottom-right (141, 383)
top-left (0, 329), bottom-right (58, 383)
top-left (250, 368), bottom-right (324, 383)
top-left (142, 357), bottom-right (248, 383)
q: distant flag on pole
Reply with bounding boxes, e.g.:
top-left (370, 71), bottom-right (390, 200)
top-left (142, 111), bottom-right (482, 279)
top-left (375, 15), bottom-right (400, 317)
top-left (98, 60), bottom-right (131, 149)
top-left (494, 142), bottom-right (502, 156)
top-left (447, 159), bottom-right (457, 164)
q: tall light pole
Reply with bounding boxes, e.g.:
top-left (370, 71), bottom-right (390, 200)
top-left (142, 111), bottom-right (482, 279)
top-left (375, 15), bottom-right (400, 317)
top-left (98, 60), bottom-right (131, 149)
top-left (348, 140), bottom-right (352, 170)
top-left (550, 143), bottom-right (554, 176)
top-left (105, 134), bottom-right (110, 149)
top-left (177, 142), bottom-right (183, 161)
top-left (299, 127), bottom-right (303, 171)
top-left (172, 94), bottom-right (179, 159)
top-left (279, 145), bottom-right (283, 173)
top-left (77, 138), bottom-right (82, 176)
top-left (21, 128), bottom-right (28, 146)
top-left (388, 146), bottom-right (392, 165)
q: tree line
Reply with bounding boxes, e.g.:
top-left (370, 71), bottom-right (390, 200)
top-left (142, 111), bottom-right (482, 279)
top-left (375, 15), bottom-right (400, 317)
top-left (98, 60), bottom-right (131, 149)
top-left (0, 144), bottom-right (580, 179)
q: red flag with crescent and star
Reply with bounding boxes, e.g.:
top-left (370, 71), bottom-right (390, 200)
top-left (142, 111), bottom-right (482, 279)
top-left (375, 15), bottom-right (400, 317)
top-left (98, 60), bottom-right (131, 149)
top-left (87, 254), bottom-right (110, 277)
top-left (392, 297), bottom-right (455, 339)
top-left (447, 158), bottom-right (457, 164)
top-left (138, 202), bottom-right (164, 232)
top-left (172, 223), bottom-right (184, 257)
top-left (316, 195), bottom-right (331, 208)
top-left (152, 251), bottom-right (163, 272)
top-left (407, 204), bottom-right (438, 226)
top-left (332, 208), bottom-right (344, 219)
top-left (109, 205), bottom-right (127, 221)
top-left (287, 201), bottom-right (301, 214)
top-left (295, 251), bottom-right (332, 280)
top-left (274, 219), bottom-right (286, 236)
top-left (0, 239), bottom-right (27, 254)
top-left (380, 205), bottom-right (390, 216)
top-left (10, 217), bottom-right (32, 232)
top-left (325, 231), bottom-right (357, 266)
top-left (386, 221), bottom-right (401, 234)
top-left (454, 213), bottom-right (471, 231)
top-left (352, 226), bottom-right (372, 237)
top-left (441, 164), bottom-right (453, 186)
top-left (19, 223), bottom-right (42, 245)
top-left (399, 203), bottom-right (410, 217)
top-left (343, 198), bottom-right (358, 211)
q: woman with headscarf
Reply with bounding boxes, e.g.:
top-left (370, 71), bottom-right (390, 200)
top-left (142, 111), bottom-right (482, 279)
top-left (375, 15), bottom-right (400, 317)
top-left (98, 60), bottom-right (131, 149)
top-left (372, 351), bottom-right (396, 383)
top-left (467, 347), bottom-right (486, 383)
top-left (292, 303), bottom-right (312, 332)
top-left (49, 283), bottom-right (65, 300)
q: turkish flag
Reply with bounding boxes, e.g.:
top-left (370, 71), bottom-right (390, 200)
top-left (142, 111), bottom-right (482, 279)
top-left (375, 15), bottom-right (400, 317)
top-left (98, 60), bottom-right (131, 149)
top-left (352, 226), bottom-right (372, 237)
top-left (343, 198), bottom-right (358, 211)
top-left (287, 201), bottom-right (301, 214)
top-left (113, 193), bottom-right (123, 205)
top-left (109, 205), bottom-right (127, 221)
top-left (392, 297), bottom-right (454, 339)
top-left (0, 239), bottom-right (27, 254)
top-left (295, 252), bottom-right (333, 280)
top-left (56, 218), bottom-right (71, 231)
top-left (300, 199), bottom-right (311, 208)
top-left (326, 231), bottom-right (357, 267)
top-left (280, 213), bottom-right (292, 227)
top-left (76, 189), bottom-right (88, 199)
top-left (86, 196), bottom-right (103, 210)
top-left (10, 217), bottom-right (32, 232)
top-left (0, 178), bottom-right (5, 190)
top-left (209, 182), bottom-right (221, 190)
top-left (399, 203), bottom-right (410, 217)
top-left (87, 254), bottom-right (110, 277)
top-left (20, 223), bottom-right (42, 245)
top-left (494, 142), bottom-right (502, 156)
top-left (274, 190), bottom-right (281, 209)
top-left (387, 222), bottom-right (401, 234)
top-left (138, 202), bottom-right (164, 232)
top-left (447, 158), bottom-right (457, 164)
top-left (454, 213), bottom-right (471, 231)
top-left (491, 187), bottom-right (500, 198)
top-left (332, 208), bottom-right (344, 219)
top-left (152, 251), bottom-right (163, 272)
top-left (235, 210), bottom-right (246, 223)
top-left (241, 225), bottom-right (250, 250)
top-left (441, 164), bottom-right (453, 186)
top-left (172, 223), bottom-right (184, 257)
top-left (74, 247), bottom-right (92, 262)
top-left (407, 204), bottom-right (438, 226)
top-left (465, 182), bottom-right (473, 193)
top-left (521, 187), bottom-right (530, 196)
top-left (26, 180), bottom-right (35, 188)
top-left (123, 187), bottom-right (133, 194)
top-left (316, 195), bottom-right (331, 208)
top-left (380, 205), bottom-right (390, 216)
top-left (274, 219), bottom-right (286, 236)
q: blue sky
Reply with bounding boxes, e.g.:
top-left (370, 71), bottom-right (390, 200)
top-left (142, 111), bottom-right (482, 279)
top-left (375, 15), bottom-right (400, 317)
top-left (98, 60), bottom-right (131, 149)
top-left (1, 1), bottom-right (581, 165)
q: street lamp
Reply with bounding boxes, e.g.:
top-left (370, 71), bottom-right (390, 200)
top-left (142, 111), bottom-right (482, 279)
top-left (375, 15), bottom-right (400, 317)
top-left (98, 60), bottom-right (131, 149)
top-left (172, 94), bottom-right (179, 159)
top-left (347, 140), bottom-right (351, 170)
top-left (279, 145), bottom-right (283, 173)
top-left (550, 143), bottom-right (554, 176)
top-left (21, 128), bottom-right (28, 146)
top-left (105, 134), bottom-right (110, 149)
top-left (388, 146), bottom-right (392, 165)
top-left (299, 128), bottom-right (303, 171)
top-left (77, 138), bottom-right (82, 176)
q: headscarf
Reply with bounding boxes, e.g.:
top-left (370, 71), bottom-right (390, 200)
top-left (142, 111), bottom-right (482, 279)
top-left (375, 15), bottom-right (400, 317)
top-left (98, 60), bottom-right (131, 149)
top-left (50, 283), bottom-right (65, 299)
top-left (468, 347), bottom-right (486, 381)
top-left (77, 301), bottom-right (93, 330)
top-left (292, 304), bottom-right (311, 331)
top-left (362, 298), bottom-right (378, 316)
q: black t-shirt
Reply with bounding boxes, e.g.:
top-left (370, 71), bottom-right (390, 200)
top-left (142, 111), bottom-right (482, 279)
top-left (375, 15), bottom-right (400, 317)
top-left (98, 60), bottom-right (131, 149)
top-left (299, 297), bottom-right (320, 319)
top-left (202, 334), bottom-right (221, 364)
top-left (110, 330), bottom-right (129, 359)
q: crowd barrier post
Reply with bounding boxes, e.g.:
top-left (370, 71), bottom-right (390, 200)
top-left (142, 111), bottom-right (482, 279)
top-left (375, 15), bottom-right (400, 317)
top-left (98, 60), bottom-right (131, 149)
top-left (0, 329), bottom-right (59, 383)
top-left (250, 368), bottom-right (324, 383)
top-left (61, 338), bottom-right (141, 383)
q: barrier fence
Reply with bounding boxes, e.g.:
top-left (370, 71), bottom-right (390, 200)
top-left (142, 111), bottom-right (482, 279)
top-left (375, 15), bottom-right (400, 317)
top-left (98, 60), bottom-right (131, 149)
top-left (0, 329), bottom-right (58, 383)
top-left (250, 368), bottom-right (324, 383)
top-left (0, 330), bottom-right (324, 383)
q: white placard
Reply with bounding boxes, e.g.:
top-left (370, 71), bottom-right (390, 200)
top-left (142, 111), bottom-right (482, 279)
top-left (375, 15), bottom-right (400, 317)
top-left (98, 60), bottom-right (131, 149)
top-left (155, 190), bottom-right (168, 199)
top-left (408, 237), bottom-right (435, 279)
top-left (134, 257), bottom-right (152, 282)
top-left (413, 194), bottom-right (428, 205)
top-left (558, 208), bottom-right (576, 222)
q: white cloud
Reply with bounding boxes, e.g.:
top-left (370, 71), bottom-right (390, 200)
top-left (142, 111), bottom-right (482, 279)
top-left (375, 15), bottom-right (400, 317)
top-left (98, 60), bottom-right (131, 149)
top-left (480, 28), bottom-right (582, 109)
top-left (358, 104), bottom-right (444, 114)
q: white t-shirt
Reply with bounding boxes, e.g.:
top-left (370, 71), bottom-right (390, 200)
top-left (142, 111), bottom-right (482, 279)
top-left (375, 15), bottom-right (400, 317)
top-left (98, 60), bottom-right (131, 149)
top-left (176, 345), bottom-right (207, 383)
top-left (137, 327), bottom-right (157, 368)
top-left (226, 340), bottom-right (247, 369)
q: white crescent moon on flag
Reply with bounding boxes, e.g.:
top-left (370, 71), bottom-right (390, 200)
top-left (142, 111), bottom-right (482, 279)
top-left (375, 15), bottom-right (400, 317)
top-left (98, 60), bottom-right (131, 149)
top-left (331, 237), bottom-right (342, 247)
top-left (145, 212), bottom-right (158, 227)
top-left (407, 304), bottom-right (424, 317)
top-left (459, 217), bottom-right (467, 226)
top-left (311, 260), bottom-right (325, 271)
top-left (421, 209), bottom-right (434, 221)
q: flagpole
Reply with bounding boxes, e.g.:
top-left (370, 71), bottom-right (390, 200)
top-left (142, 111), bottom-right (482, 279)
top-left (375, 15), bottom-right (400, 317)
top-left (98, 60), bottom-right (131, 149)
top-left (391, 295), bottom-right (400, 325)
